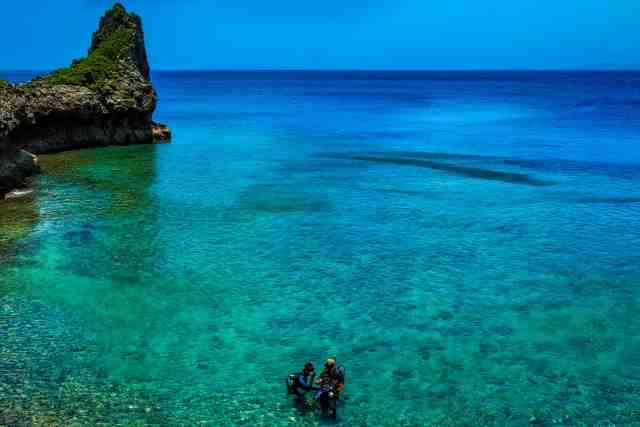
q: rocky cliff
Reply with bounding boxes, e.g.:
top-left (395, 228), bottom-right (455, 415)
top-left (0, 3), bottom-right (170, 199)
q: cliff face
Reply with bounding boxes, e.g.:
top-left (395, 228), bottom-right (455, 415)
top-left (0, 3), bottom-right (170, 199)
top-left (90, 5), bottom-right (151, 80)
top-left (0, 66), bottom-right (159, 154)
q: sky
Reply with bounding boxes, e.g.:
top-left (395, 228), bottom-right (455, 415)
top-left (2, 0), bottom-right (639, 70)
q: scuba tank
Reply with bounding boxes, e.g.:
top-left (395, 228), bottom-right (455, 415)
top-left (286, 373), bottom-right (298, 394)
top-left (335, 366), bottom-right (345, 385)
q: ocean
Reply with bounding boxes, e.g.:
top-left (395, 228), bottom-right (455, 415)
top-left (1, 70), bottom-right (640, 426)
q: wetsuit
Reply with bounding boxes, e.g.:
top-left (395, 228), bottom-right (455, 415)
top-left (316, 367), bottom-right (344, 394)
top-left (293, 372), bottom-right (315, 403)
top-left (314, 366), bottom-right (345, 416)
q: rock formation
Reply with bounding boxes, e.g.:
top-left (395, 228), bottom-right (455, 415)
top-left (0, 3), bottom-right (170, 199)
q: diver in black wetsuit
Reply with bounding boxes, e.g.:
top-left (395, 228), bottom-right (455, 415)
top-left (314, 358), bottom-right (345, 418)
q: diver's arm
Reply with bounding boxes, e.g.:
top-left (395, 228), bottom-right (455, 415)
top-left (298, 374), bottom-right (314, 391)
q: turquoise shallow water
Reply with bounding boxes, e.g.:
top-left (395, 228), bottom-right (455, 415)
top-left (1, 71), bottom-right (640, 426)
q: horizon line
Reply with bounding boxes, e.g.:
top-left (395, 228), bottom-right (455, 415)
top-left (2, 68), bottom-right (640, 73)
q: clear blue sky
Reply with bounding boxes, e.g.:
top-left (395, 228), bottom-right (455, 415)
top-left (2, 0), bottom-right (639, 70)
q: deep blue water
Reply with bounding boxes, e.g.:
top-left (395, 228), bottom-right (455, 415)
top-left (1, 70), bottom-right (640, 426)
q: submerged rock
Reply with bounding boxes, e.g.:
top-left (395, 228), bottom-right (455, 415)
top-left (152, 122), bottom-right (172, 141)
top-left (4, 188), bottom-right (34, 200)
top-left (0, 150), bottom-right (40, 198)
top-left (0, 3), bottom-right (170, 199)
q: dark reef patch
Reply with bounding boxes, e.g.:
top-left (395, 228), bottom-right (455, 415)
top-left (503, 158), bottom-right (640, 180)
top-left (236, 184), bottom-right (332, 214)
top-left (63, 228), bottom-right (96, 247)
top-left (320, 150), bottom-right (640, 182)
top-left (326, 154), bottom-right (554, 186)
top-left (349, 150), bottom-right (501, 162)
top-left (0, 196), bottom-right (39, 256)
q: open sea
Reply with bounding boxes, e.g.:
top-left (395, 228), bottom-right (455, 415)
top-left (1, 70), bottom-right (640, 426)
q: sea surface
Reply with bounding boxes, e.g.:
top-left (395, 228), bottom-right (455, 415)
top-left (1, 70), bottom-right (640, 426)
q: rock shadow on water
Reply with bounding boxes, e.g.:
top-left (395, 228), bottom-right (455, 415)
top-left (235, 184), bottom-right (332, 214)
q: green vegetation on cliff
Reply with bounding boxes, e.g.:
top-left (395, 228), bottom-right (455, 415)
top-left (90, 3), bottom-right (129, 52)
top-left (44, 27), bottom-right (134, 88)
top-left (0, 79), bottom-right (11, 90)
top-left (42, 3), bottom-right (136, 89)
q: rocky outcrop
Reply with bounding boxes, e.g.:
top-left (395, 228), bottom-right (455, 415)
top-left (0, 149), bottom-right (39, 199)
top-left (90, 5), bottom-right (151, 80)
top-left (0, 3), bottom-right (170, 199)
top-left (152, 123), bottom-right (172, 141)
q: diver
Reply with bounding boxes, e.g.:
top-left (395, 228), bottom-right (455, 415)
top-left (286, 362), bottom-right (317, 408)
top-left (315, 358), bottom-right (345, 391)
top-left (314, 358), bottom-right (345, 418)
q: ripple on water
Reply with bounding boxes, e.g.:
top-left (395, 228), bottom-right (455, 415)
top-left (3, 71), bottom-right (640, 426)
